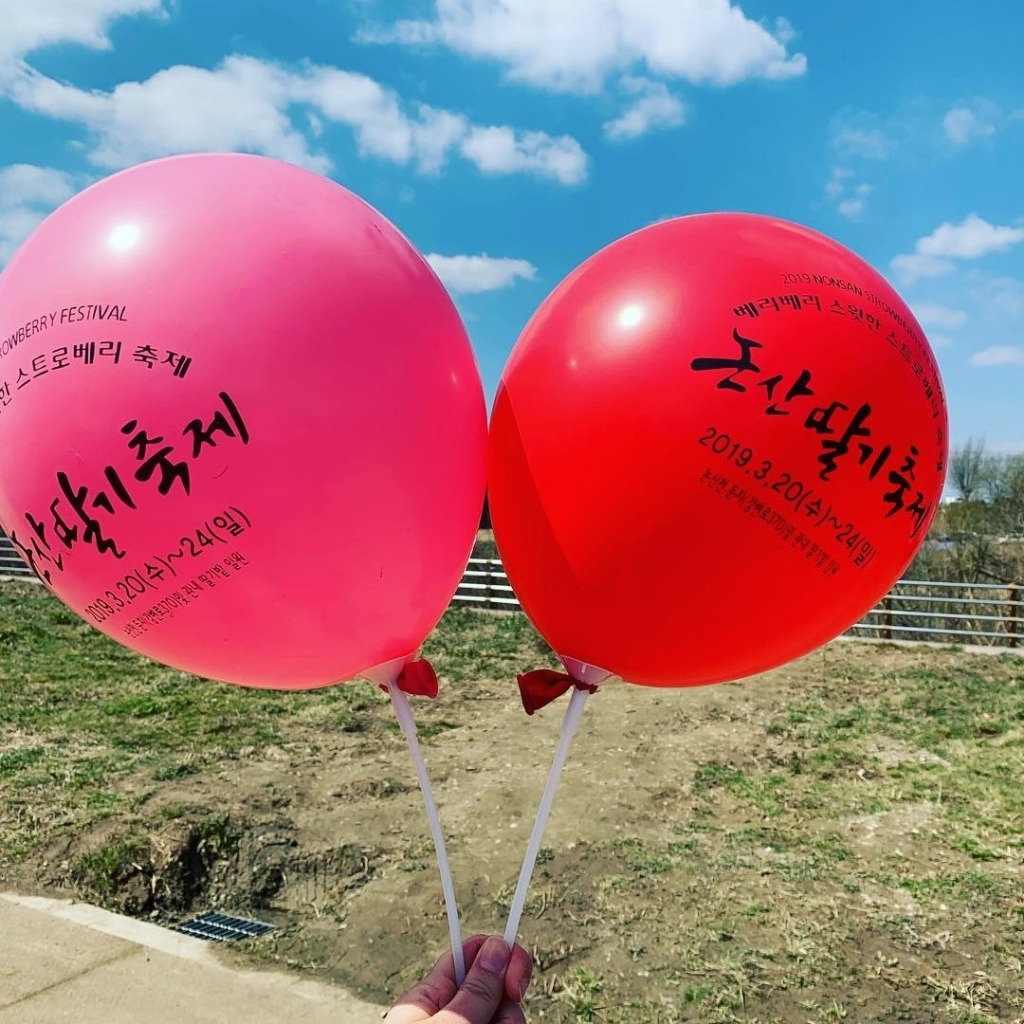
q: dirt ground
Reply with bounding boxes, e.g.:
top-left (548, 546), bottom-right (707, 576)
top-left (1, 593), bottom-right (1023, 1023)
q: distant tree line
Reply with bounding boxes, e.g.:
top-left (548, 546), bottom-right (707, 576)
top-left (909, 439), bottom-right (1024, 584)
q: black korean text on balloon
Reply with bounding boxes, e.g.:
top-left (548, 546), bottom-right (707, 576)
top-left (17, 392), bottom-right (250, 581)
top-left (690, 327), bottom-right (932, 538)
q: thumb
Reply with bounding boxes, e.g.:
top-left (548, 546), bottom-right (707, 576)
top-left (437, 936), bottom-right (511, 1024)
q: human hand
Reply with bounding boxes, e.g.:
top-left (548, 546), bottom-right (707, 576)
top-left (384, 934), bottom-right (533, 1024)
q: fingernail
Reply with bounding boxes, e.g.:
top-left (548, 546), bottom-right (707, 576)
top-left (478, 937), bottom-right (510, 973)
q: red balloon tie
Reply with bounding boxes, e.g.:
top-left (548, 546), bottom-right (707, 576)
top-left (395, 659), bottom-right (439, 699)
top-left (517, 669), bottom-right (599, 716)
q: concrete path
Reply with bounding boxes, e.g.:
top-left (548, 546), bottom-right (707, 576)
top-left (0, 892), bottom-right (387, 1023)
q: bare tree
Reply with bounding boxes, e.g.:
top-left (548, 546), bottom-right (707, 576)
top-left (987, 453), bottom-right (1024, 537)
top-left (917, 443), bottom-right (1024, 582)
top-left (948, 437), bottom-right (987, 503)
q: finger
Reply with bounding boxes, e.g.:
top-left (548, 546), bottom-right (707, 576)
top-left (437, 935), bottom-right (511, 1024)
top-left (503, 943), bottom-right (534, 1004)
top-left (382, 1001), bottom-right (428, 1024)
top-left (385, 936), bottom-right (491, 1022)
top-left (493, 999), bottom-right (528, 1024)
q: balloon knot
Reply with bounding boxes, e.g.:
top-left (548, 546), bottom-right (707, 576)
top-left (516, 669), bottom-right (598, 716)
top-left (389, 659), bottom-right (439, 699)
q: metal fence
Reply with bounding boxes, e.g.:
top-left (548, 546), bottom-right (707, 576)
top-left (848, 579), bottom-right (1021, 648)
top-left (452, 558), bottom-right (522, 610)
top-left (0, 533), bottom-right (30, 581)
top-left (453, 558), bottom-right (1022, 649)
top-left (3, 537), bottom-right (1021, 649)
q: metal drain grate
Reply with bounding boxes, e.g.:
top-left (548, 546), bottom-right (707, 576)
top-left (174, 913), bottom-right (276, 942)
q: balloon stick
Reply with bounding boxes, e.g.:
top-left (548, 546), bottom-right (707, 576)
top-left (388, 681), bottom-right (465, 985)
top-left (503, 685), bottom-right (591, 946)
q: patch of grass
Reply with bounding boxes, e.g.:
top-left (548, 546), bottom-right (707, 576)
top-left (693, 762), bottom-right (747, 793)
top-left (667, 838), bottom-right (698, 855)
top-left (693, 762), bottom-right (789, 817)
top-left (720, 825), bottom-right (851, 883)
top-left (153, 761), bottom-right (202, 782)
top-left (562, 966), bottom-right (603, 1023)
top-left (774, 833), bottom-right (851, 883)
top-left (420, 606), bottom-right (555, 683)
top-left (768, 657), bottom-right (1024, 873)
top-left (193, 812), bottom-right (237, 857)
top-left (950, 835), bottom-right (1001, 861)
top-left (415, 720), bottom-right (460, 739)
top-left (879, 870), bottom-right (1000, 903)
top-left (682, 983), bottom-right (714, 1004)
top-left (74, 834), bottom-right (149, 897)
top-left (0, 747), bottom-right (45, 777)
top-left (0, 582), bottom-right (412, 867)
top-left (610, 837), bottom-right (676, 876)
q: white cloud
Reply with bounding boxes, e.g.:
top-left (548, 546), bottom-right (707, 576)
top-left (0, 164), bottom-right (79, 264)
top-left (825, 167), bottom-right (870, 219)
top-left (603, 76), bottom-right (685, 141)
top-left (0, 0), bottom-right (165, 64)
top-left (824, 166), bottom-right (852, 200)
top-left (459, 126), bottom-right (587, 184)
top-left (773, 16), bottom-right (797, 45)
top-left (824, 114), bottom-right (887, 217)
top-left (943, 106), bottom-right (996, 145)
top-left (10, 59), bottom-right (328, 171)
top-left (840, 184), bottom-right (871, 219)
top-left (361, 0), bottom-right (806, 94)
top-left (425, 253), bottom-right (537, 293)
top-left (837, 197), bottom-right (864, 219)
top-left (969, 345), bottom-right (1024, 368)
top-left (4, 56), bottom-right (588, 184)
top-left (0, 163), bottom-right (78, 208)
top-left (927, 333), bottom-right (956, 348)
top-left (832, 124), bottom-right (890, 160)
top-left (299, 66), bottom-right (470, 172)
top-left (916, 213), bottom-right (1024, 259)
top-left (891, 214), bottom-right (1024, 284)
top-left (912, 303), bottom-right (968, 331)
top-left (942, 101), bottom-right (999, 146)
top-left (890, 253), bottom-right (956, 284)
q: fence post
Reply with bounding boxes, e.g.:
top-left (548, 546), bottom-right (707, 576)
top-left (1009, 584), bottom-right (1021, 648)
top-left (882, 594), bottom-right (893, 641)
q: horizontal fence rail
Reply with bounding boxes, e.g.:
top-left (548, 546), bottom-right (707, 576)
top-left (847, 579), bottom-right (1021, 648)
top-left (457, 561), bottom-right (1023, 649)
top-left (3, 536), bottom-right (1021, 649)
top-left (452, 558), bottom-right (522, 609)
top-left (0, 533), bottom-right (31, 580)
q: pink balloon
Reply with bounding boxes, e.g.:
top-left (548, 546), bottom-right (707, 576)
top-left (0, 154), bottom-right (486, 689)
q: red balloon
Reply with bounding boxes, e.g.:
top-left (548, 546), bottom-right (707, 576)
top-left (488, 213), bottom-right (948, 688)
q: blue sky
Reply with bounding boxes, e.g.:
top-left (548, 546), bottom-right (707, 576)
top-left (1, 0), bottom-right (1022, 453)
